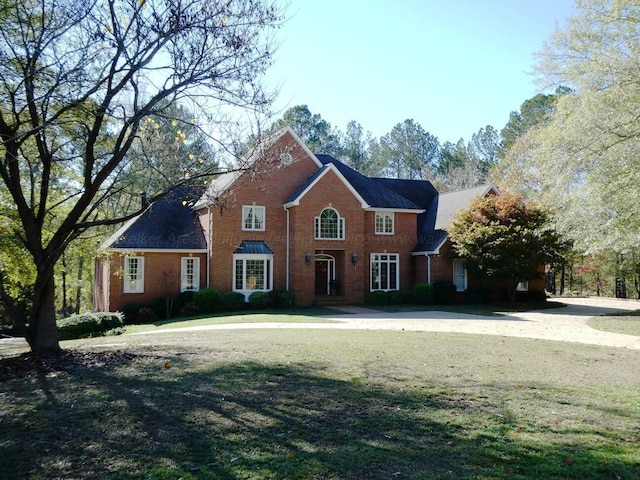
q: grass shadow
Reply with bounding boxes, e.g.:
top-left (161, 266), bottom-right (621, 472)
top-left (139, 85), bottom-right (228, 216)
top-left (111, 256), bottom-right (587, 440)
top-left (1, 352), bottom-right (637, 479)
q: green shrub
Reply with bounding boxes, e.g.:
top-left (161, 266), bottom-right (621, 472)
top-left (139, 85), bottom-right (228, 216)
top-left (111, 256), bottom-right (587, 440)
top-left (269, 289), bottom-right (293, 308)
top-left (193, 287), bottom-right (220, 313)
top-left (58, 312), bottom-right (124, 340)
top-left (221, 291), bottom-right (246, 311)
top-left (118, 302), bottom-right (149, 324)
top-left (248, 291), bottom-right (271, 309)
top-left (369, 290), bottom-right (387, 306)
top-left (413, 283), bottom-right (433, 305)
top-left (95, 312), bottom-right (125, 330)
top-left (149, 296), bottom-right (168, 319)
top-left (433, 280), bottom-right (457, 304)
top-left (463, 287), bottom-right (491, 304)
top-left (172, 291), bottom-right (196, 317)
top-left (136, 307), bottom-right (157, 324)
top-left (517, 289), bottom-right (547, 303)
top-left (398, 290), bottom-right (415, 305)
top-left (180, 302), bottom-right (200, 317)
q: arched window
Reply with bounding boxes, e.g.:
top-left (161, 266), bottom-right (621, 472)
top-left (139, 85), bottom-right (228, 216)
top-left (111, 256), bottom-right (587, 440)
top-left (315, 207), bottom-right (345, 240)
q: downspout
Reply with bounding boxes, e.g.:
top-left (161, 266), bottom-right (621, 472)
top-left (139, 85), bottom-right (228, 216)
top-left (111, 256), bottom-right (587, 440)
top-left (283, 205), bottom-right (290, 291)
top-left (426, 253), bottom-right (431, 284)
top-left (207, 205), bottom-right (212, 287)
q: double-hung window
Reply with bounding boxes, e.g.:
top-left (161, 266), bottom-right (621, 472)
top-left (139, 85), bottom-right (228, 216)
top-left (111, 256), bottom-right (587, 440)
top-left (375, 212), bottom-right (394, 235)
top-left (453, 259), bottom-right (467, 292)
top-left (234, 254), bottom-right (273, 293)
top-left (315, 207), bottom-right (345, 240)
top-left (242, 205), bottom-right (265, 231)
top-left (370, 253), bottom-right (399, 291)
top-left (181, 257), bottom-right (200, 292)
top-left (124, 256), bottom-right (144, 293)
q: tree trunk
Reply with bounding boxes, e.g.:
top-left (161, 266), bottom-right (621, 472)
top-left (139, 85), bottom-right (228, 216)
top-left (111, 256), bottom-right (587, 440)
top-left (27, 272), bottom-right (61, 356)
top-left (75, 257), bottom-right (84, 314)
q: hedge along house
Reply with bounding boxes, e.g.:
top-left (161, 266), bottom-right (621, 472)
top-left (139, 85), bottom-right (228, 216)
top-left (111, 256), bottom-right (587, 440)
top-left (94, 127), bottom-right (520, 312)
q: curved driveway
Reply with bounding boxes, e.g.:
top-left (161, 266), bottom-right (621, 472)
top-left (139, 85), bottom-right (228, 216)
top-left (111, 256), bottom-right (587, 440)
top-left (133, 296), bottom-right (640, 350)
top-left (2, 297), bottom-right (640, 355)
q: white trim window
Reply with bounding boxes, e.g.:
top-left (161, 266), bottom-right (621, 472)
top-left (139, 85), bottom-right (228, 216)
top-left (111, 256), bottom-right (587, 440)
top-left (242, 205), bottom-right (265, 231)
top-left (375, 212), bottom-right (394, 235)
top-left (516, 281), bottom-right (529, 291)
top-left (181, 257), bottom-right (200, 292)
top-left (370, 253), bottom-right (399, 291)
top-left (234, 254), bottom-right (273, 294)
top-left (124, 256), bottom-right (144, 293)
top-left (315, 207), bottom-right (345, 240)
top-left (453, 259), bottom-right (467, 292)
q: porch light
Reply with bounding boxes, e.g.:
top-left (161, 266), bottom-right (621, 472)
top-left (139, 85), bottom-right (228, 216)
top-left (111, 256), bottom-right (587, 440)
top-left (351, 252), bottom-right (358, 264)
top-left (305, 252), bottom-right (312, 263)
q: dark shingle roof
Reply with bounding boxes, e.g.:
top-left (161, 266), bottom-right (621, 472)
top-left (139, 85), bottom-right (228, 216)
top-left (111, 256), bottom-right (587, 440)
top-left (315, 155), bottom-right (420, 210)
top-left (105, 188), bottom-right (207, 250)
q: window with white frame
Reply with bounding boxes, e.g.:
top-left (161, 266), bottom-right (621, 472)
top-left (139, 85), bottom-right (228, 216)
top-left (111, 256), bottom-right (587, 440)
top-left (181, 257), bottom-right (200, 292)
top-left (370, 253), bottom-right (399, 291)
top-left (516, 281), bottom-right (529, 291)
top-left (315, 207), bottom-right (345, 240)
top-left (452, 259), bottom-right (467, 292)
top-left (375, 212), bottom-right (394, 235)
top-left (242, 205), bottom-right (265, 231)
top-left (234, 254), bottom-right (273, 293)
top-left (124, 256), bottom-right (144, 293)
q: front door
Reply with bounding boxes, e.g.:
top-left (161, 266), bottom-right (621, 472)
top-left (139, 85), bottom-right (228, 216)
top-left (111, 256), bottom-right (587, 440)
top-left (314, 254), bottom-right (335, 295)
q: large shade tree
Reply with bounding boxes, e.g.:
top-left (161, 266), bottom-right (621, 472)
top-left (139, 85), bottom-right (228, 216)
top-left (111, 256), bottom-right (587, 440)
top-left (0, 0), bottom-right (282, 355)
top-left (532, 0), bottom-right (640, 255)
top-left (447, 193), bottom-right (563, 302)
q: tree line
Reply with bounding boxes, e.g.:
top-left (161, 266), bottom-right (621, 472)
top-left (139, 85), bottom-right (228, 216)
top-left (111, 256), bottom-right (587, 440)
top-left (264, 104), bottom-right (504, 193)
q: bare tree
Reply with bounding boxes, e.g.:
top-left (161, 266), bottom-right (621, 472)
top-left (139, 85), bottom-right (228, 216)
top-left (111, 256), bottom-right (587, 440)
top-left (0, 0), bottom-right (283, 355)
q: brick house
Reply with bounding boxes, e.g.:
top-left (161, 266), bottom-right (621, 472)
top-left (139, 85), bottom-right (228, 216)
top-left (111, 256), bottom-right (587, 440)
top-left (93, 127), bottom-right (536, 311)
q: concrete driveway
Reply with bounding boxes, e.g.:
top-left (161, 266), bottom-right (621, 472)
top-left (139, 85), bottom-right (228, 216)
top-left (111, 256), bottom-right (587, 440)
top-left (2, 297), bottom-right (640, 356)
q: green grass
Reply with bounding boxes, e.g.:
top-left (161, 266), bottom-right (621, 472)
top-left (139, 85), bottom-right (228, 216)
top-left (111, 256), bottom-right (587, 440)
top-left (125, 308), bottom-right (343, 334)
top-left (1, 328), bottom-right (638, 479)
top-left (587, 310), bottom-right (640, 336)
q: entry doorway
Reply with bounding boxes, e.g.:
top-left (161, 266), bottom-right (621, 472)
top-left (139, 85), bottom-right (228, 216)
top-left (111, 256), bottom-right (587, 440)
top-left (314, 254), bottom-right (335, 296)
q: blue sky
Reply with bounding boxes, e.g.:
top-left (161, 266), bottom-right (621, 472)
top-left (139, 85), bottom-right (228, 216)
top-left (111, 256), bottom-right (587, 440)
top-left (264, 0), bottom-right (576, 144)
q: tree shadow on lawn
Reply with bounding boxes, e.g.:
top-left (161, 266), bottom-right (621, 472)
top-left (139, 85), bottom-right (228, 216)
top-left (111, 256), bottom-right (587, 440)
top-left (1, 353), bottom-right (637, 479)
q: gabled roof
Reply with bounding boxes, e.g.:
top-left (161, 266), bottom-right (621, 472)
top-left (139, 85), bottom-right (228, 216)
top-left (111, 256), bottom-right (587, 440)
top-left (434, 184), bottom-right (499, 230)
top-left (412, 184), bottom-right (499, 255)
top-left (195, 126), bottom-right (321, 208)
top-left (102, 188), bottom-right (207, 251)
top-left (292, 155), bottom-right (422, 211)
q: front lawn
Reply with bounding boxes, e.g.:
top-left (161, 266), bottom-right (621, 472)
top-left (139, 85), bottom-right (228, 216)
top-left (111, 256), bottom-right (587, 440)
top-left (125, 309), bottom-right (342, 334)
top-left (1, 328), bottom-right (638, 479)
top-left (587, 310), bottom-right (640, 336)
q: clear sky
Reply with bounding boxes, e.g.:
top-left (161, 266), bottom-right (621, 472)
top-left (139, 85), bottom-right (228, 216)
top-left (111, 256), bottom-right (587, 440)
top-left (264, 0), bottom-right (576, 144)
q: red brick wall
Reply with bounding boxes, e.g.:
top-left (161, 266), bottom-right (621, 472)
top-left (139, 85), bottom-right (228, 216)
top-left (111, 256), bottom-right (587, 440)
top-left (201, 131), bottom-right (322, 297)
top-left (108, 251), bottom-right (207, 312)
top-left (288, 168), bottom-right (366, 305)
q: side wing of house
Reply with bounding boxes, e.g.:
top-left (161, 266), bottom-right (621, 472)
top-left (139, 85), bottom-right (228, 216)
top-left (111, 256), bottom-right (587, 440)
top-left (94, 188), bottom-right (208, 312)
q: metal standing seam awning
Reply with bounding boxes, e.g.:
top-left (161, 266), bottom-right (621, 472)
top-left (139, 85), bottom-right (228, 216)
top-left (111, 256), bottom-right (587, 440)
top-left (233, 240), bottom-right (274, 255)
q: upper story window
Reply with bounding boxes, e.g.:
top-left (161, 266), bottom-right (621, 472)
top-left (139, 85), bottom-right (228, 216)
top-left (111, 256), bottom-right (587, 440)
top-left (375, 212), bottom-right (394, 235)
top-left (242, 205), bottom-right (265, 231)
top-left (124, 256), bottom-right (144, 293)
top-left (315, 207), bottom-right (345, 240)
